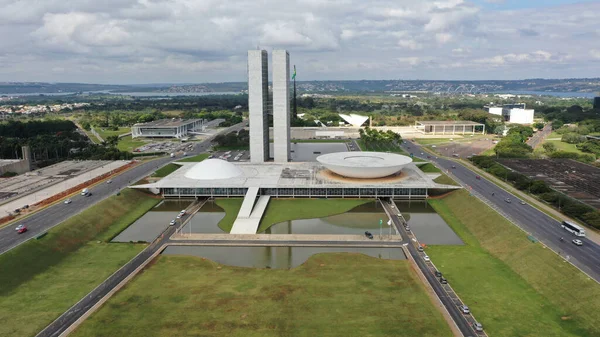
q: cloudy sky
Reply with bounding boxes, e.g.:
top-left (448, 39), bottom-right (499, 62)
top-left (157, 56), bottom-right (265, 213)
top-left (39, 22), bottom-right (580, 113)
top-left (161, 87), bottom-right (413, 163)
top-left (1, 0), bottom-right (599, 84)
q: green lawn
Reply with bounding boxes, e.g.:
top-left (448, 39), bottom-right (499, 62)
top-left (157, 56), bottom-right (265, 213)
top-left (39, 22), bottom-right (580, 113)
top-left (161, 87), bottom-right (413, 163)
top-left (177, 153), bottom-right (210, 162)
top-left (117, 135), bottom-right (147, 152)
top-left (542, 139), bottom-right (585, 154)
top-left (215, 198), bottom-right (244, 232)
top-left (415, 138), bottom-right (454, 145)
top-left (71, 254), bottom-right (453, 337)
top-left (152, 163), bottom-right (180, 178)
top-left (257, 199), bottom-right (372, 233)
top-left (426, 190), bottom-right (600, 337)
top-left (213, 145), bottom-right (250, 151)
top-left (291, 139), bottom-right (349, 143)
top-left (0, 189), bottom-right (159, 337)
top-left (95, 127), bottom-right (131, 140)
top-left (433, 173), bottom-right (459, 186)
top-left (418, 163), bottom-right (441, 173)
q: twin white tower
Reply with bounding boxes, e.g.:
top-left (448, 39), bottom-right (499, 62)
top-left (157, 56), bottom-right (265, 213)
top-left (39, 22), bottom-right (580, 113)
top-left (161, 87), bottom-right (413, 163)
top-left (248, 49), bottom-right (290, 163)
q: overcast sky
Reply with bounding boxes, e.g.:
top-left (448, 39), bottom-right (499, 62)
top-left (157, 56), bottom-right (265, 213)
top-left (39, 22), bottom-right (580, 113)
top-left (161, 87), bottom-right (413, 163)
top-left (1, 0), bottom-right (599, 84)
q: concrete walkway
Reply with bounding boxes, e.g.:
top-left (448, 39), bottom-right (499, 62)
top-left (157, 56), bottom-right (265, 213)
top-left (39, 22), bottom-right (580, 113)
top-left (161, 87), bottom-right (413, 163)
top-left (171, 233), bottom-right (402, 243)
top-left (231, 194), bottom-right (270, 234)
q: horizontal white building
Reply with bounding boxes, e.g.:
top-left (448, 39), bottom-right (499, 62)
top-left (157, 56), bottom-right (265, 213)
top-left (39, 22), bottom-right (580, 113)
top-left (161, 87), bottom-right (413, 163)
top-left (504, 108), bottom-right (534, 124)
top-left (131, 119), bottom-right (204, 139)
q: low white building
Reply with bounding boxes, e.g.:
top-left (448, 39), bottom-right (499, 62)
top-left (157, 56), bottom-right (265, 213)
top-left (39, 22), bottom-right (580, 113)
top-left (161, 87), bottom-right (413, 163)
top-left (131, 119), bottom-right (204, 139)
top-left (504, 108), bottom-right (534, 124)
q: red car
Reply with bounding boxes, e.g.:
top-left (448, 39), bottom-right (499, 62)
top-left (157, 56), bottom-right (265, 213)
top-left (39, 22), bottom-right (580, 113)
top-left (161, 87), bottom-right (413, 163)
top-left (476, 175), bottom-right (481, 180)
top-left (16, 224), bottom-right (27, 234)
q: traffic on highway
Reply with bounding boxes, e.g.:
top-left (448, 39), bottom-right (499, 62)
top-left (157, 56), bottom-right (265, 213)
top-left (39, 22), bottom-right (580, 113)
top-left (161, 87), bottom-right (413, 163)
top-left (402, 140), bottom-right (600, 283)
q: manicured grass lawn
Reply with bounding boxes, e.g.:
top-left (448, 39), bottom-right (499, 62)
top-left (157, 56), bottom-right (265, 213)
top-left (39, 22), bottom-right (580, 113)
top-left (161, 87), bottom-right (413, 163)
top-left (257, 199), bottom-right (372, 233)
top-left (71, 254), bottom-right (453, 337)
top-left (83, 129), bottom-right (102, 144)
top-left (427, 190), bottom-right (600, 337)
top-left (96, 127), bottom-right (130, 140)
top-left (415, 138), bottom-right (454, 145)
top-left (291, 139), bottom-right (349, 143)
top-left (177, 153), bottom-right (210, 162)
top-left (117, 135), bottom-right (147, 152)
top-left (0, 189), bottom-right (159, 337)
top-left (433, 173), bottom-right (459, 186)
top-left (543, 139), bottom-right (585, 154)
top-left (418, 163), bottom-right (441, 173)
top-left (215, 198), bottom-right (244, 232)
top-left (152, 163), bottom-right (180, 178)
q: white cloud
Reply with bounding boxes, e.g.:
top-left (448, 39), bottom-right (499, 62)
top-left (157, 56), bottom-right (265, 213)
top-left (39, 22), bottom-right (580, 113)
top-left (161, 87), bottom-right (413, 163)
top-left (0, 0), bottom-right (598, 82)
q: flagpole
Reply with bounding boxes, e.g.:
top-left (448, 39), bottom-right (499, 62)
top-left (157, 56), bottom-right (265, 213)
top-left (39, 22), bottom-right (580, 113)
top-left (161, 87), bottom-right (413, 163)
top-left (293, 65), bottom-right (297, 119)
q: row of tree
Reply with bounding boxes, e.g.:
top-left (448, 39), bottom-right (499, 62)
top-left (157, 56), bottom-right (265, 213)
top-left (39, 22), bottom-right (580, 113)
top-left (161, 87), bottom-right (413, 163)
top-left (359, 127), bottom-right (402, 143)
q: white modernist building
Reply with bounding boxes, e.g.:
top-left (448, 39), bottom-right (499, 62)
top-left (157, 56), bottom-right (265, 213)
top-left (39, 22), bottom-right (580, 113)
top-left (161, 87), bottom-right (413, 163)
top-left (503, 107), bottom-right (534, 124)
top-left (339, 114), bottom-right (369, 127)
top-left (272, 50), bottom-right (291, 163)
top-left (131, 119), bottom-right (204, 139)
top-left (316, 152), bottom-right (413, 179)
top-left (248, 50), bottom-right (270, 163)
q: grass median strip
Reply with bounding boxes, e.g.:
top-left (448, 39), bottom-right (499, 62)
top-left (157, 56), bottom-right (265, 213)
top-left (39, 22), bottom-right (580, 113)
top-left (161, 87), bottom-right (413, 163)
top-left (71, 254), bottom-right (453, 337)
top-left (152, 163), bottom-right (181, 178)
top-left (427, 190), bottom-right (600, 337)
top-left (0, 189), bottom-right (160, 337)
top-left (177, 153), bottom-right (210, 162)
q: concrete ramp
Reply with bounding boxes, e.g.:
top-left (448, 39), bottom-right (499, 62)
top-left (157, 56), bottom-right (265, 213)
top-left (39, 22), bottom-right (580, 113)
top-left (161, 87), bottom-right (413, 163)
top-left (238, 187), bottom-right (259, 218)
top-left (231, 194), bottom-right (270, 234)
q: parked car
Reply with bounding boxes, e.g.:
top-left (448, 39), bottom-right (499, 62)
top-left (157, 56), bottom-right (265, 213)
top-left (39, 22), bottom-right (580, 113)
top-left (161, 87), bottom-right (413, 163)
top-left (180, 210), bottom-right (186, 215)
top-left (472, 322), bottom-right (483, 332)
top-left (573, 239), bottom-right (583, 246)
top-left (439, 277), bottom-right (448, 284)
top-left (520, 200), bottom-right (526, 205)
top-left (460, 305), bottom-right (470, 314)
top-left (364, 231), bottom-right (373, 239)
top-left (64, 199), bottom-right (72, 204)
top-left (176, 214), bottom-right (182, 219)
top-left (16, 225), bottom-right (27, 234)
top-left (417, 246), bottom-right (424, 252)
top-left (434, 270), bottom-right (442, 277)
top-left (423, 255), bottom-right (430, 262)
top-left (169, 220), bottom-right (176, 226)
top-left (404, 226), bottom-right (411, 231)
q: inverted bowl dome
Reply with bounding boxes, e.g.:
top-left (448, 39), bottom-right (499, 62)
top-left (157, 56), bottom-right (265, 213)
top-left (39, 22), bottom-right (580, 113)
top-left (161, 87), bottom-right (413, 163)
top-left (317, 152), bottom-right (412, 179)
top-left (184, 159), bottom-right (243, 180)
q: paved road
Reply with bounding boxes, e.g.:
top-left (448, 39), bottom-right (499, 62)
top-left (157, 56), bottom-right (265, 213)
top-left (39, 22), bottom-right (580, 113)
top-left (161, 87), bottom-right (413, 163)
top-left (527, 124), bottom-right (552, 149)
top-left (0, 122), bottom-right (247, 255)
top-left (380, 200), bottom-right (481, 337)
top-left (402, 141), bottom-right (600, 283)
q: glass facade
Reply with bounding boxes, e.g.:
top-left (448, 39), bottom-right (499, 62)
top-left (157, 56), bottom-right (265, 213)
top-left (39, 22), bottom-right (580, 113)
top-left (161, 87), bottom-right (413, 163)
top-left (162, 187), bottom-right (429, 199)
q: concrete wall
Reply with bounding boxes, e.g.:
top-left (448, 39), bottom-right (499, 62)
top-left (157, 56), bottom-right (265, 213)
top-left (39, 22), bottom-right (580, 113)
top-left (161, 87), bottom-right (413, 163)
top-left (507, 108), bottom-right (534, 124)
top-left (272, 50), bottom-right (291, 163)
top-left (0, 146), bottom-right (32, 176)
top-left (248, 50), bottom-right (270, 163)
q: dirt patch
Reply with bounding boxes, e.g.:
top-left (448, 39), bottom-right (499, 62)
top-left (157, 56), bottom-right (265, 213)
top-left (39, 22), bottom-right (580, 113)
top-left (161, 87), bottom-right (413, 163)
top-left (436, 139), bottom-right (496, 158)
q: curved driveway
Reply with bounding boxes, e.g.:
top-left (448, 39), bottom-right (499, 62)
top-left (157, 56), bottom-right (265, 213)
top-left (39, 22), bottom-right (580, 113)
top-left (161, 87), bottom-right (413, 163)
top-left (0, 122), bottom-right (247, 255)
top-left (403, 141), bottom-right (600, 283)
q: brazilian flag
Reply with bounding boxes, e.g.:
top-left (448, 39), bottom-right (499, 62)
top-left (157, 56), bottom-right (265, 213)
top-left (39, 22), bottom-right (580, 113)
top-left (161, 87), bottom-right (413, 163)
top-left (292, 65), bottom-right (296, 80)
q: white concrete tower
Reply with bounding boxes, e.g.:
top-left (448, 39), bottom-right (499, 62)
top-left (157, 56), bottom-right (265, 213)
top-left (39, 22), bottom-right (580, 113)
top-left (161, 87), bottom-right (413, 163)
top-left (272, 50), bottom-right (291, 163)
top-left (248, 50), bottom-right (270, 163)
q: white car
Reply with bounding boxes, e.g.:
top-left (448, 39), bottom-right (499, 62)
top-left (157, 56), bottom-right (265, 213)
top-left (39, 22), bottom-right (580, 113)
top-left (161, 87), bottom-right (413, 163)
top-left (15, 224), bottom-right (25, 231)
top-left (64, 199), bottom-right (72, 204)
top-left (106, 180), bottom-right (112, 184)
top-left (423, 255), bottom-right (430, 262)
top-left (169, 220), bottom-right (176, 226)
top-left (176, 214), bottom-right (181, 219)
top-left (460, 305), bottom-right (470, 314)
top-left (572, 239), bottom-right (583, 246)
top-left (179, 210), bottom-right (186, 215)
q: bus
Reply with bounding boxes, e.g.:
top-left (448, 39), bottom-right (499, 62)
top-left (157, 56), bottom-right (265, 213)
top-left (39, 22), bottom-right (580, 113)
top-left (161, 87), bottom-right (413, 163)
top-left (562, 221), bottom-right (586, 237)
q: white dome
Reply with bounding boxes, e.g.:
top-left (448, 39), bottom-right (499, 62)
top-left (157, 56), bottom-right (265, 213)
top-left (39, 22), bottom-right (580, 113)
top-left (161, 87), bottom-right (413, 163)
top-left (184, 159), bottom-right (243, 180)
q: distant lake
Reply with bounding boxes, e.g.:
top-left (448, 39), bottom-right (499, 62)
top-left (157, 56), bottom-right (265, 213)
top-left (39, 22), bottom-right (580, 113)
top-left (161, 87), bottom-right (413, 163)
top-left (492, 91), bottom-right (597, 98)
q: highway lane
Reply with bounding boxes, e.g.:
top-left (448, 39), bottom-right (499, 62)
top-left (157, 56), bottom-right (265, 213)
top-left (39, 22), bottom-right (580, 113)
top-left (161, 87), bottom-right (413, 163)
top-left (402, 141), bottom-right (600, 282)
top-left (0, 122), bottom-right (247, 255)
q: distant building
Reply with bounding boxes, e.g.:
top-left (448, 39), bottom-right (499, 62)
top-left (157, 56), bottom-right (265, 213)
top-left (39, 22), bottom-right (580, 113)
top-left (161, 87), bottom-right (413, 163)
top-left (485, 103), bottom-right (533, 125)
top-left (594, 97), bottom-right (600, 110)
top-left (339, 114), bottom-right (369, 127)
top-left (414, 121), bottom-right (485, 135)
top-left (131, 119), bottom-right (204, 139)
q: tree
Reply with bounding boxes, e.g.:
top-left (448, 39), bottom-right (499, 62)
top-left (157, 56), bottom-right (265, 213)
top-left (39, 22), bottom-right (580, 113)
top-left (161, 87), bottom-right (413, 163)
top-left (533, 122), bottom-right (545, 130)
top-left (530, 180), bottom-right (551, 194)
top-left (104, 135), bottom-right (120, 148)
top-left (542, 142), bottom-right (556, 154)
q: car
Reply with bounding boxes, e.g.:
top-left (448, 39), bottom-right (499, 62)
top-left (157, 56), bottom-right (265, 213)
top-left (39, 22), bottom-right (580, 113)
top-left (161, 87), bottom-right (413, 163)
top-left (423, 255), bottom-right (430, 262)
top-left (451, 165), bottom-right (456, 169)
top-left (472, 322), bottom-right (483, 332)
top-left (176, 214), bottom-right (182, 219)
top-left (179, 210), bottom-right (186, 215)
top-left (417, 246), bottom-right (424, 252)
top-left (573, 239), bottom-right (583, 246)
top-left (64, 199), bottom-right (72, 204)
top-left (364, 231), bottom-right (374, 239)
top-left (431, 145), bottom-right (436, 148)
top-left (475, 175), bottom-right (480, 180)
top-left (17, 225), bottom-right (27, 234)
top-left (404, 226), bottom-right (411, 231)
top-left (460, 305), bottom-right (470, 314)
top-left (106, 180), bottom-right (112, 184)
top-left (520, 200), bottom-right (526, 205)
top-left (15, 224), bottom-right (25, 231)
top-left (505, 198), bottom-right (511, 203)
top-left (434, 270), bottom-right (442, 277)
top-left (169, 220), bottom-right (176, 226)
top-left (452, 154), bottom-right (459, 157)
top-left (439, 277), bottom-right (447, 284)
